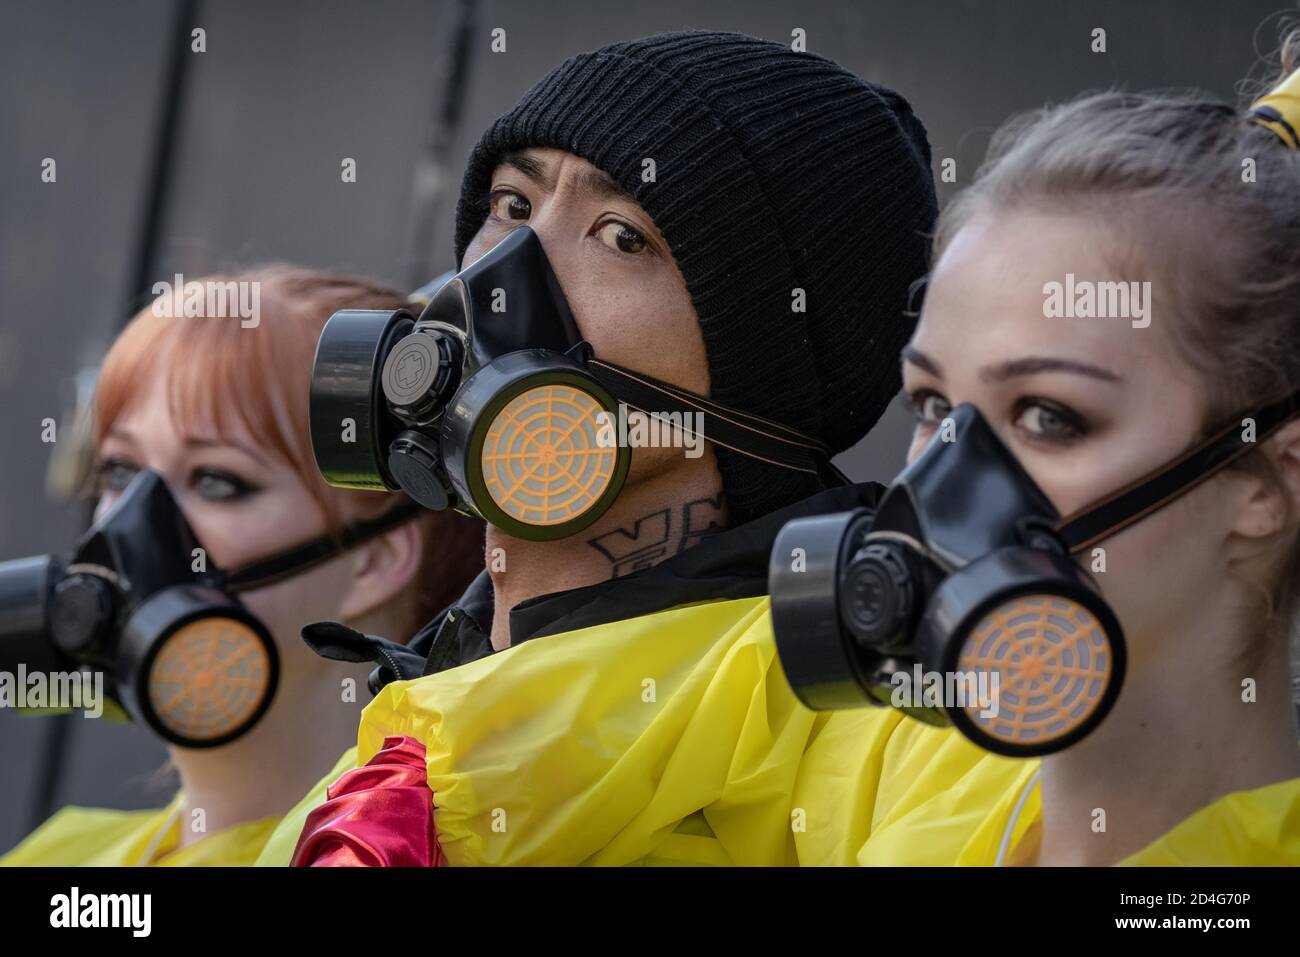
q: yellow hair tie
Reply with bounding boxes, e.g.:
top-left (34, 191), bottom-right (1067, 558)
top-left (1247, 66), bottom-right (1300, 149)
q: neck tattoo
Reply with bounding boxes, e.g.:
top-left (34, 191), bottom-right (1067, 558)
top-left (586, 491), bottom-right (726, 579)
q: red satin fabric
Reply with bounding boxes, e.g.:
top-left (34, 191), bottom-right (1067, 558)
top-left (291, 735), bottom-right (447, 867)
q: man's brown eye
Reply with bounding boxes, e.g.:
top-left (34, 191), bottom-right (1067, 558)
top-left (597, 221), bottom-right (646, 254)
top-left (489, 191), bottom-right (531, 221)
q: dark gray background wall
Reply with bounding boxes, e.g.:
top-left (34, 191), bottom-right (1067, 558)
top-left (0, 0), bottom-right (1291, 852)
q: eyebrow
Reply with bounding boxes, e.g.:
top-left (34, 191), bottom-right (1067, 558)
top-left (498, 150), bottom-right (635, 203)
top-left (901, 346), bottom-right (1122, 383)
top-left (183, 435), bottom-right (271, 466)
top-left (103, 428), bottom-right (270, 468)
top-left (900, 345), bottom-right (942, 377)
top-left (573, 166), bottom-right (635, 203)
top-left (500, 150), bottom-right (549, 187)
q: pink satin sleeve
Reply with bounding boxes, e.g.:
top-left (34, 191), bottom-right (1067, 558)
top-left (291, 735), bottom-right (447, 867)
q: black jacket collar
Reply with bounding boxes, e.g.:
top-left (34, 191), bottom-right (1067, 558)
top-left (301, 482), bottom-right (882, 694)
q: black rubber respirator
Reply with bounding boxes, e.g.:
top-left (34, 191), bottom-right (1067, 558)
top-left (769, 394), bottom-right (1300, 757)
top-left (309, 226), bottom-right (844, 539)
top-left (0, 471), bottom-right (414, 748)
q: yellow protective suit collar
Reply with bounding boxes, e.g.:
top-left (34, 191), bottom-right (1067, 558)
top-left (870, 767), bottom-right (1300, 866)
top-left (312, 482), bottom-right (886, 697)
top-left (1119, 778), bottom-right (1300, 866)
top-left (0, 793), bottom-right (278, 867)
top-left (354, 594), bottom-right (1026, 865)
top-left (350, 591), bottom-right (1300, 867)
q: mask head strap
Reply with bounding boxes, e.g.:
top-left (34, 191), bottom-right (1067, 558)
top-left (586, 357), bottom-right (850, 488)
top-left (1055, 389), bottom-right (1300, 554)
top-left (220, 502), bottom-right (422, 594)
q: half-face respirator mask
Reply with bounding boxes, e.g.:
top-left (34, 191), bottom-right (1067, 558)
top-left (0, 470), bottom-right (416, 748)
top-left (309, 226), bottom-right (844, 539)
top-left (769, 393), bottom-right (1300, 757)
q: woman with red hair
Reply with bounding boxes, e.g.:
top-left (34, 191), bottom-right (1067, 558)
top-left (1, 266), bottom-right (481, 866)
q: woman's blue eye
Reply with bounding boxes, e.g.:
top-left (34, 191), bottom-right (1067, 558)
top-left (193, 469), bottom-right (252, 502)
top-left (96, 458), bottom-right (138, 493)
top-left (1015, 402), bottom-right (1083, 441)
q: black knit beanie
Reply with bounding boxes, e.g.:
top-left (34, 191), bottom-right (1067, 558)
top-left (454, 31), bottom-right (937, 524)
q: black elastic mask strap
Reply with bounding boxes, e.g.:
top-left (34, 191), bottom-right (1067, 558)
top-left (221, 502), bottom-right (422, 594)
top-left (587, 358), bottom-right (849, 487)
top-left (1056, 389), bottom-right (1300, 554)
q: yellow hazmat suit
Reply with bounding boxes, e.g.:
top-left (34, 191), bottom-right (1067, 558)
top-left (291, 595), bottom-right (1300, 867)
top-left (1, 793), bottom-right (277, 867)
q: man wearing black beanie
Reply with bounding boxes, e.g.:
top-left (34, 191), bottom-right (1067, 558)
top-left (282, 31), bottom-right (938, 867)
top-left (456, 30), bottom-right (936, 527)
